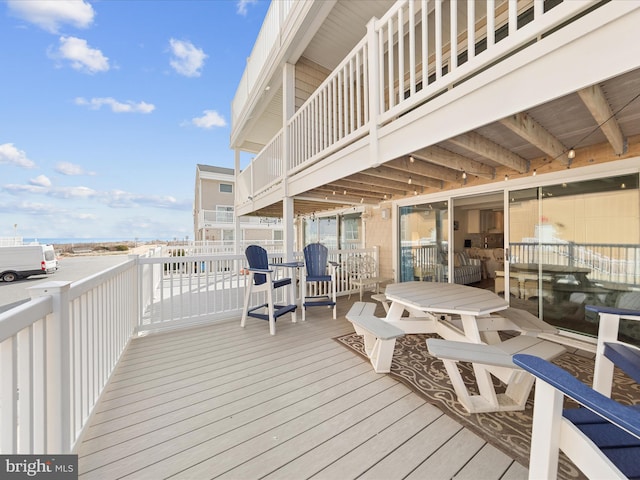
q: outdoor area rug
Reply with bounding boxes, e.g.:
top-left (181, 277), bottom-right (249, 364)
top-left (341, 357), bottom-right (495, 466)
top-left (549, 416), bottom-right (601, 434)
top-left (334, 332), bottom-right (639, 480)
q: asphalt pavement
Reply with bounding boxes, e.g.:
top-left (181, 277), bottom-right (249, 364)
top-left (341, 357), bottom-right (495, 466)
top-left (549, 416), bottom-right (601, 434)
top-left (0, 254), bottom-right (132, 313)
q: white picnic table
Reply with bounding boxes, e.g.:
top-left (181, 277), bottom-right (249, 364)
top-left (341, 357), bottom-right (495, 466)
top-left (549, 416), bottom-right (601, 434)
top-left (382, 281), bottom-right (565, 413)
top-left (383, 281), bottom-right (509, 342)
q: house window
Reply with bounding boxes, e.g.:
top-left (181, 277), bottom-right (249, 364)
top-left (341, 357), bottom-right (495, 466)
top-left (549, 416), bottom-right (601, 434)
top-left (303, 213), bottom-right (362, 249)
top-left (216, 205), bottom-right (234, 223)
top-left (340, 214), bottom-right (361, 250)
top-left (219, 183), bottom-right (233, 193)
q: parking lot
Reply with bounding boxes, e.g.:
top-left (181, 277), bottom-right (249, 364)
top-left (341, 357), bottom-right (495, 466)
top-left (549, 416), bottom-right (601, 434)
top-left (0, 255), bottom-right (131, 313)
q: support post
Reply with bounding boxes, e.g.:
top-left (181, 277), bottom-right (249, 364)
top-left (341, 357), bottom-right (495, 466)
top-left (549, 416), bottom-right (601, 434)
top-left (283, 62), bottom-right (296, 260)
top-left (28, 281), bottom-right (72, 454)
top-left (366, 17), bottom-right (381, 167)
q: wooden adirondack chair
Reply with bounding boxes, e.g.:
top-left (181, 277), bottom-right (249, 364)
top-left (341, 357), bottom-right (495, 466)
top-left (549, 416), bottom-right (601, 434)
top-left (241, 245), bottom-right (297, 335)
top-left (301, 243), bottom-right (338, 321)
top-left (513, 305), bottom-right (640, 480)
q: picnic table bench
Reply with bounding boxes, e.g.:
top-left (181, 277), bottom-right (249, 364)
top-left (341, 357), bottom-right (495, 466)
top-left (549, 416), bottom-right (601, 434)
top-left (346, 301), bottom-right (404, 373)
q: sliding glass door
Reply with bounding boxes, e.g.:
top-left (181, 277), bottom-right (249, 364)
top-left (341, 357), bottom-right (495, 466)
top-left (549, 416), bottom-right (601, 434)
top-left (399, 201), bottom-right (449, 283)
top-left (507, 174), bottom-right (639, 343)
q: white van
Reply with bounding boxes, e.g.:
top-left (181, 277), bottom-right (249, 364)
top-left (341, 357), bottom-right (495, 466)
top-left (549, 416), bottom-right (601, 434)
top-left (0, 245), bottom-right (58, 282)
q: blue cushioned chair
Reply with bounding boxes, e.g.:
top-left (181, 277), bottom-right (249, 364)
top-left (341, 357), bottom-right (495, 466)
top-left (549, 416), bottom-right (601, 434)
top-left (301, 243), bottom-right (338, 322)
top-left (241, 245), bottom-right (297, 335)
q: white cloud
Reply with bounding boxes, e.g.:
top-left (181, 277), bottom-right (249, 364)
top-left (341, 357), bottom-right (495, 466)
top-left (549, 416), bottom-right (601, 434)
top-left (7, 0), bottom-right (95, 33)
top-left (51, 186), bottom-right (97, 199)
top-left (30, 175), bottom-right (52, 187)
top-left (75, 97), bottom-right (155, 114)
top-left (51, 36), bottom-right (109, 74)
top-left (0, 200), bottom-right (62, 216)
top-left (0, 143), bottom-right (37, 169)
top-left (3, 183), bottom-right (97, 199)
top-left (72, 212), bottom-right (97, 220)
top-left (3, 184), bottom-right (48, 195)
top-left (55, 161), bottom-right (97, 176)
top-left (237, 0), bottom-right (258, 16)
top-left (2, 180), bottom-right (190, 212)
top-left (104, 190), bottom-right (191, 210)
top-left (169, 39), bottom-right (207, 77)
top-left (191, 110), bottom-right (227, 129)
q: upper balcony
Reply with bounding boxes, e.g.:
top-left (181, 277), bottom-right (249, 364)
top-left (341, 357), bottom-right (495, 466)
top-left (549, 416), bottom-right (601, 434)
top-left (231, 0), bottom-right (640, 218)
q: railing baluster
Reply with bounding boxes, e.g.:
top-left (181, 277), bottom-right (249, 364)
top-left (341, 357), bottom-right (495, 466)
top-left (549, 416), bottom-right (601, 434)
top-left (435, 0), bottom-right (443, 80)
top-left (450, 0), bottom-right (457, 70)
top-left (421, 0), bottom-right (428, 85)
top-left (409, 0), bottom-right (416, 96)
top-left (387, 16), bottom-right (395, 108)
top-left (398, 6), bottom-right (405, 102)
top-left (467, 0), bottom-right (475, 61)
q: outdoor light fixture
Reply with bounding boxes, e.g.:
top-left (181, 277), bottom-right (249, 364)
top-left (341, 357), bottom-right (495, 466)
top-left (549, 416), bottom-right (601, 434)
top-left (343, 190), bottom-right (347, 195)
top-left (409, 156), bottom-right (415, 163)
top-left (332, 190), bottom-right (336, 195)
top-left (462, 171), bottom-right (467, 180)
top-left (504, 174), bottom-right (509, 181)
top-left (408, 177), bottom-right (412, 184)
top-left (533, 169), bottom-right (537, 176)
top-left (568, 148), bottom-right (576, 160)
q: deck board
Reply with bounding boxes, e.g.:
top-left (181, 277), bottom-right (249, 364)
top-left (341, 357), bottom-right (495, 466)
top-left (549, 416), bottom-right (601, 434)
top-left (76, 296), bottom-right (526, 479)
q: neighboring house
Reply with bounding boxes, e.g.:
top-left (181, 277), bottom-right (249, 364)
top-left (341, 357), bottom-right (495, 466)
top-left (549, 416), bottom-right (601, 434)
top-left (193, 164), bottom-right (283, 247)
top-left (230, 1), bottom-right (640, 340)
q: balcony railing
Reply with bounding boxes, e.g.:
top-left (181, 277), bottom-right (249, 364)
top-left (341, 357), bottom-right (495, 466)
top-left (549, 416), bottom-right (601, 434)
top-left (510, 242), bottom-right (640, 286)
top-left (231, 0), bottom-right (296, 125)
top-left (0, 246), bottom-right (378, 454)
top-left (237, 0), bottom-right (599, 206)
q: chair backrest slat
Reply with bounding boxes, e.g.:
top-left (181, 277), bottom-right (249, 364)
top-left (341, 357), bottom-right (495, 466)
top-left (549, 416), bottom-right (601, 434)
top-left (604, 342), bottom-right (640, 384)
top-left (304, 243), bottom-right (328, 277)
top-left (245, 245), bottom-right (268, 285)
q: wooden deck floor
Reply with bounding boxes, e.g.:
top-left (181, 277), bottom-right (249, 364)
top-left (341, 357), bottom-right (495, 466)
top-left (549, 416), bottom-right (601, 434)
top-left (76, 295), bottom-right (528, 480)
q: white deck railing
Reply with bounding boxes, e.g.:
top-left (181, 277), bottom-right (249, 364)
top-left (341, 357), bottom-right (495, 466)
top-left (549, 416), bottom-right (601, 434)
top-left (239, 0), bottom-right (598, 204)
top-left (289, 37), bottom-right (370, 172)
top-left (0, 259), bottom-right (139, 455)
top-left (0, 246), bottom-right (378, 454)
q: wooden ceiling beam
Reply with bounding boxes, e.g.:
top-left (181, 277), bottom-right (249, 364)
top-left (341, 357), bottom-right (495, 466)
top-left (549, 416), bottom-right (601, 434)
top-left (413, 145), bottom-right (495, 179)
top-left (577, 84), bottom-right (626, 155)
top-left (500, 112), bottom-right (569, 165)
top-left (315, 186), bottom-right (383, 200)
top-left (347, 172), bottom-right (413, 193)
top-left (448, 131), bottom-right (529, 173)
top-left (300, 192), bottom-right (378, 205)
top-left (386, 156), bottom-right (460, 182)
top-left (327, 178), bottom-right (406, 196)
top-left (363, 166), bottom-right (443, 189)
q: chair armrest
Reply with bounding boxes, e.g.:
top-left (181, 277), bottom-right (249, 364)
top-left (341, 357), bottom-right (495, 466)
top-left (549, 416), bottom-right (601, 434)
top-left (248, 267), bottom-right (273, 274)
top-left (513, 354), bottom-right (640, 439)
top-left (585, 305), bottom-right (640, 318)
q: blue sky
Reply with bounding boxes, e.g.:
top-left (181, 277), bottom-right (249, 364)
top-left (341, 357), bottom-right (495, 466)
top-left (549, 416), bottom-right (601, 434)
top-left (0, 0), bottom-right (269, 241)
